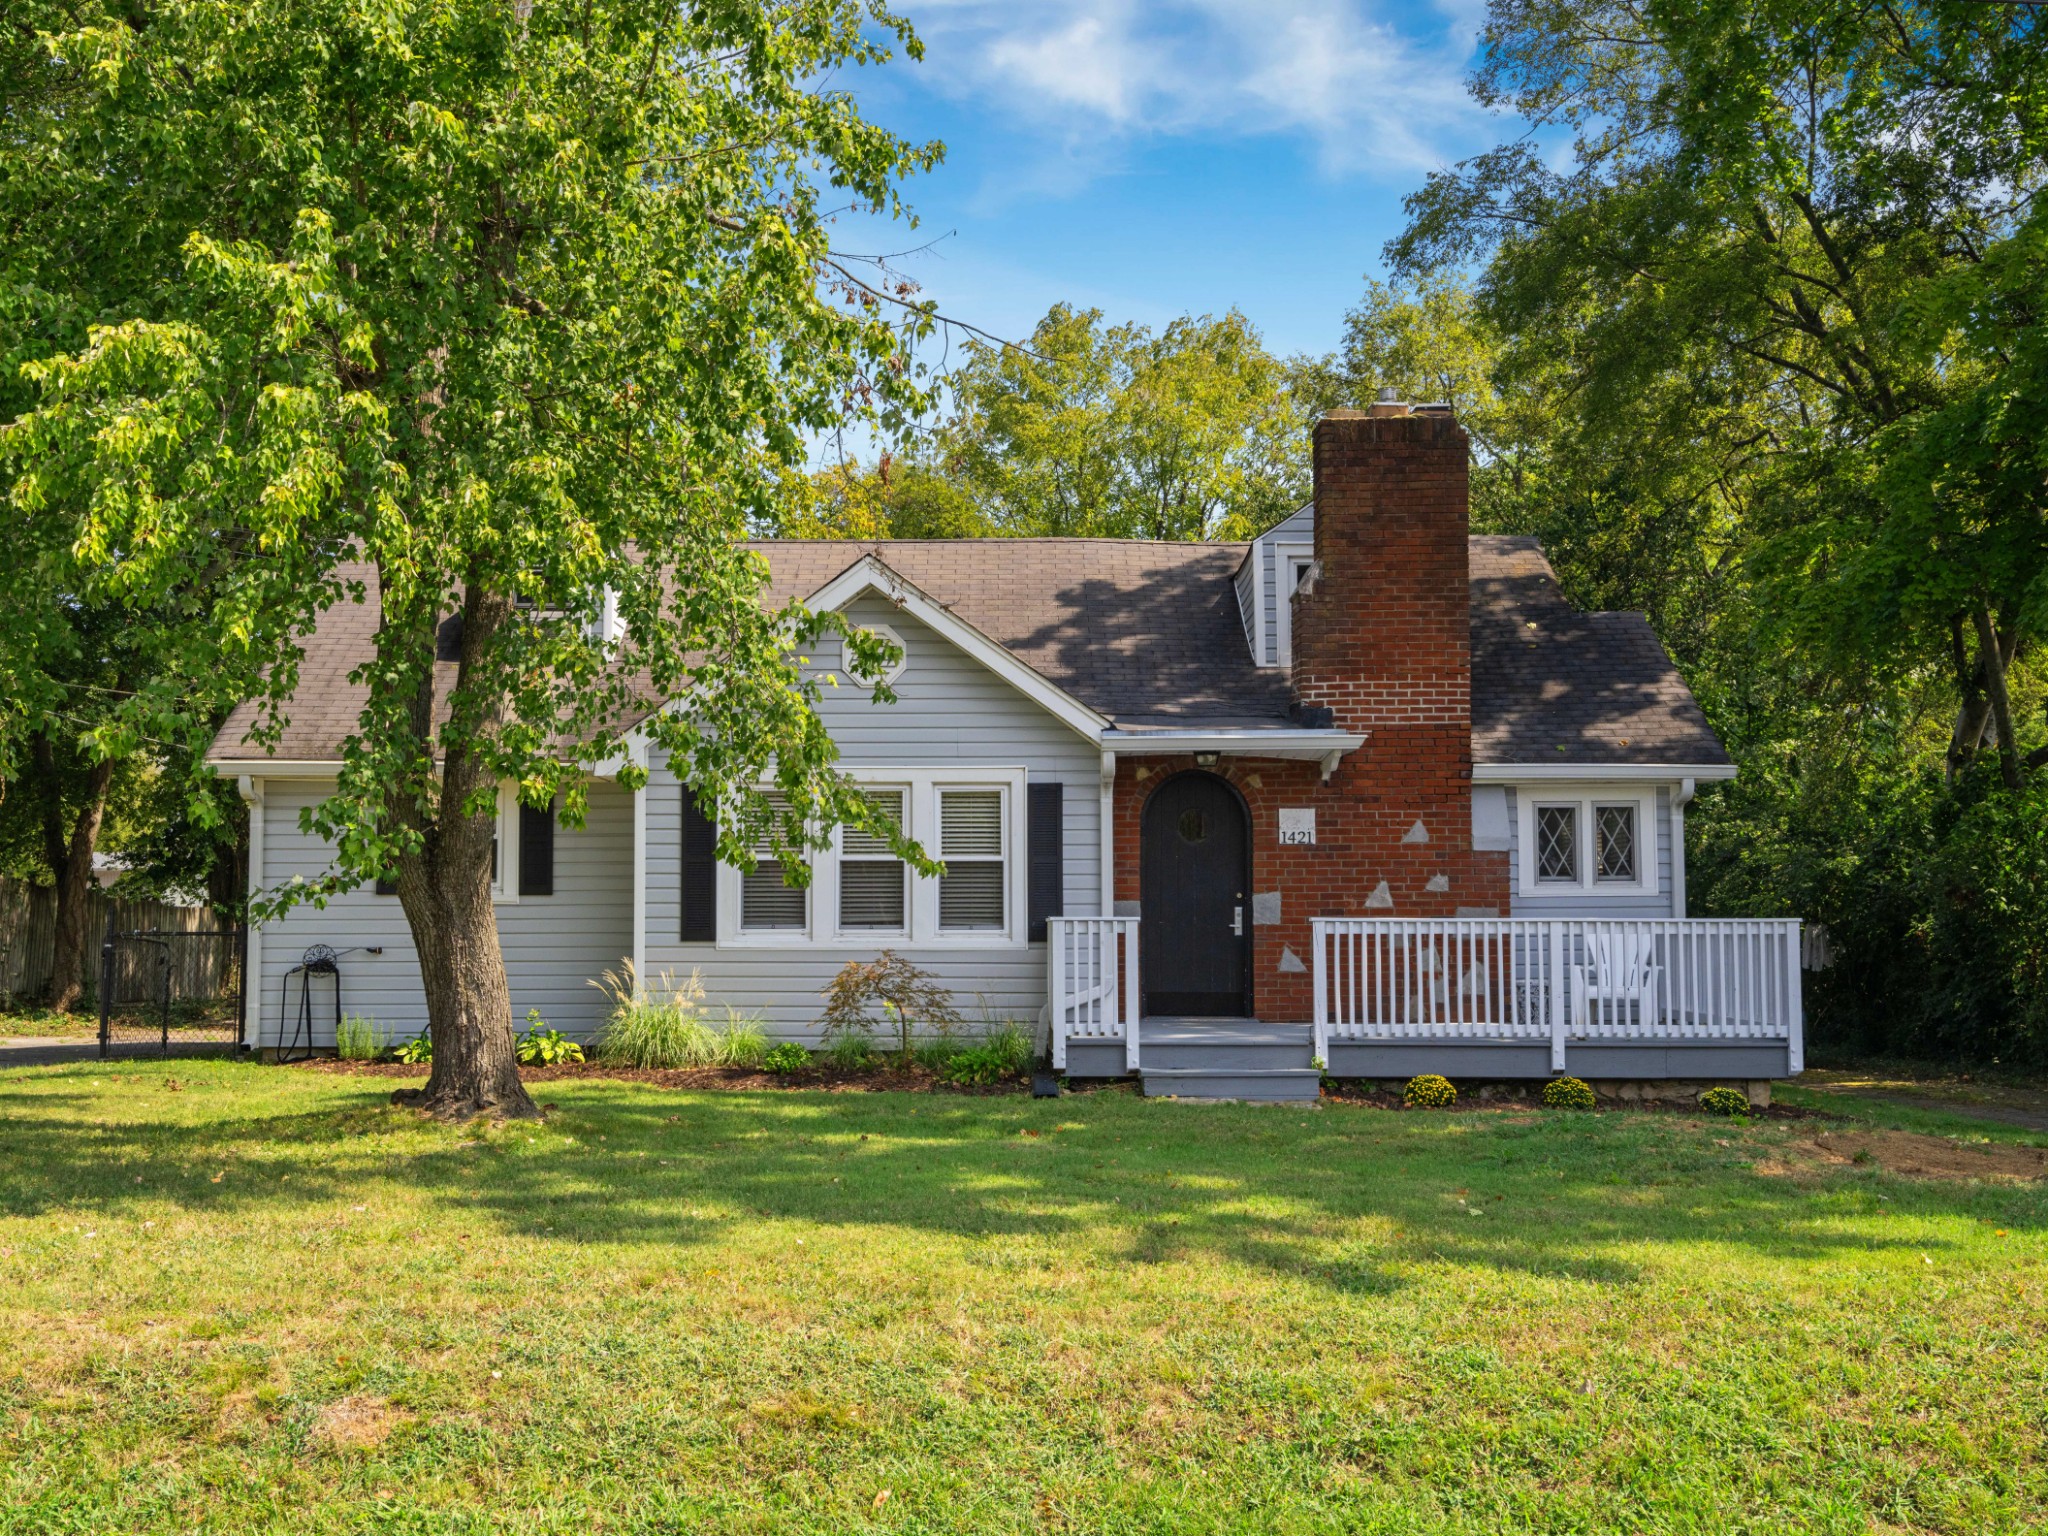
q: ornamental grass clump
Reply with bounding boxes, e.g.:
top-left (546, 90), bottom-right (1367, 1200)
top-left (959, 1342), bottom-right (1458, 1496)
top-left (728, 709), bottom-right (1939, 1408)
top-left (1404, 1073), bottom-right (1457, 1109)
top-left (1543, 1075), bottom-right (1598, 1110)
top-left (1699, 1086), bottom-right (1752, 1118)
top-left (590, 962), bottom-right (720, 1068)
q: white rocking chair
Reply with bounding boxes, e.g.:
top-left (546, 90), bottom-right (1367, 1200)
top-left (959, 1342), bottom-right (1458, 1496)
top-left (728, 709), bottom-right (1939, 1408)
top-left (1573, 930), bottom-right (1664, 1031)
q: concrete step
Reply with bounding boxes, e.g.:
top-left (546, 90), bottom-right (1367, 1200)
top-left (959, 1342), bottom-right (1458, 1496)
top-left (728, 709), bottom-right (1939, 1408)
top-left (1137, 1039), bottom-right (1318, 1073)
top-left (1138, 1067), bottom-right (1322, 1103)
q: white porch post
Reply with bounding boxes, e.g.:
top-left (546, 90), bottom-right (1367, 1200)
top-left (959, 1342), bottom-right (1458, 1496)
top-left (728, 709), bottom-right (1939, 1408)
top-left (237, 775), bottom-right (265, 1050)
top-left (1548, 922), bottom-right (1568, 1073)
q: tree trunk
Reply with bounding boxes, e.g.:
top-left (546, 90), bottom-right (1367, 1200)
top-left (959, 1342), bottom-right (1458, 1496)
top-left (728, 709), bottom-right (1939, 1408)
top-left (387, 581), bottom-right (538, 1121)
top-left (46, 753), bottom-right (115, 1015)
top-left (395, 841), bottom-right (537, 1120)
top-left (1975, 603), bottom-right (2026, 793)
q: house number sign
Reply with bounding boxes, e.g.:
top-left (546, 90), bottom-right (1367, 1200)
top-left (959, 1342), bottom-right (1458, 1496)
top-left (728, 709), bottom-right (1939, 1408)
top-left (1278, 808), bottom-right (1316, 846)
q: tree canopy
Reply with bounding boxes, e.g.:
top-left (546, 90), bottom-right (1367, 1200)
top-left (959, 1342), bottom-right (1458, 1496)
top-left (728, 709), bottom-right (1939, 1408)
top-left (1392, 0), bottom-right (2048, 1058)
top-left (5, 0), bottom-right (943, 1112)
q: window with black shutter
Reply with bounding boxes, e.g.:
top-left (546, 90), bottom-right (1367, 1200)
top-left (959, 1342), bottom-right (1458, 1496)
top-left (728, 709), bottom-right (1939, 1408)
top-left (519, 798), bottom-right (555, 897)
top-left (1027, 782), bottom-right (1063, 941)
top-left (680, 788), bottom-right (718, 942)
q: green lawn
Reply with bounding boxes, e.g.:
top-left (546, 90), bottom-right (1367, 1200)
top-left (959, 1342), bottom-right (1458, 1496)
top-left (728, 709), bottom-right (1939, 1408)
top-left (2, 1062), bottom-right (2044, 1534)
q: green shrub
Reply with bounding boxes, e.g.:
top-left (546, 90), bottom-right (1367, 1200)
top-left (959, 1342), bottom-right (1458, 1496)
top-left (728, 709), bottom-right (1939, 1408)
top-left (824, 1032), bottom-right (879, 1071)
top-left (1698, 1086), bottom-right (1751, 1118)
top-left (516, 1011), bottom-right (585, 1066)
top-left (1543, 1075), bottom-right (1597, 1110)
top-left (334, 1014), bottom-right (386, 1062)
top-left (937, 1023), bottom-right (1036, 1087)
top-left (762, 1042), bottom-right (809, 1075)
top-left (1404, 1073), bottom-right (1457, 1109)
top-left (394, 1029), bottom-right (432, 1064)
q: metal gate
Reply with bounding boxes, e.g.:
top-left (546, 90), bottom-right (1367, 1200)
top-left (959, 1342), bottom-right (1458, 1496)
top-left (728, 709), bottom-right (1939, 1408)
top-left (97, 922), bottom-right (246, 1058)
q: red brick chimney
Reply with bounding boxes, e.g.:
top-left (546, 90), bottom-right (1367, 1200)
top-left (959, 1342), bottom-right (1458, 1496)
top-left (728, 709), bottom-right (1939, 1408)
top-left (1291, 402), bottom-right (1496, 915)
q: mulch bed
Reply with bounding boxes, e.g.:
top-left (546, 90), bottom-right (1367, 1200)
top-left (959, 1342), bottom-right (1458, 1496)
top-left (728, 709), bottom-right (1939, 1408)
top-left (1317, 1079), bottom-right (1829, 1119)
top-left (292, 1057), bottom-right (1823, 1115)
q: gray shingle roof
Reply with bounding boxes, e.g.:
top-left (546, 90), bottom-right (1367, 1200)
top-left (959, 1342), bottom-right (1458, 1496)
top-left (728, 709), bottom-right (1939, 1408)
top-left (210, 537), bottom-right (1727, 768)
top-left (1468, 537), bottom-right (1728, 767)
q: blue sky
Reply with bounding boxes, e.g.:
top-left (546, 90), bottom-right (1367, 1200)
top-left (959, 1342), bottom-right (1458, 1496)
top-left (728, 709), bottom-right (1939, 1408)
top-left (833, 0), bottom-right (1513, 365)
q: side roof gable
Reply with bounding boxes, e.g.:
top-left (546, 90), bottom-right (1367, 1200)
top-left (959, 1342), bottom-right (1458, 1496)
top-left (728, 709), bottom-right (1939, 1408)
top-left (802, 554), bottom-right (1110, 742)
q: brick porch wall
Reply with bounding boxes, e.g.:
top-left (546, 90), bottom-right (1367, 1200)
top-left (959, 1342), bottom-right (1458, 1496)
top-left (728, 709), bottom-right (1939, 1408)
top-left (1112, 757), bottom-right (1510, 1022)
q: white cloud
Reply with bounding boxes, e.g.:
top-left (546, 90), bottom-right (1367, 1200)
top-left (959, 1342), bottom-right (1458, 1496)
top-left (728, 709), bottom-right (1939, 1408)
top-left (906, 0), bottom-right (1494, 183)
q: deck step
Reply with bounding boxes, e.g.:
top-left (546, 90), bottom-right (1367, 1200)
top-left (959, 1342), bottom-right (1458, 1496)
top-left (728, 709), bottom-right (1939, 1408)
top-left (1137, 1067), bottom-right (1322, 1103)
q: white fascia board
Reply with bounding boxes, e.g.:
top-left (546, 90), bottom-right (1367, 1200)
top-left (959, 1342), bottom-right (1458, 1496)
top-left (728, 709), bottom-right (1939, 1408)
top-left (1101, 728), bottom-right (1366, 761)
top-left (202, 758), bottom-right (341, 778)
top-left (1473, 761), bottom-right (1739, 783)
top-left (803, 555), bottom-right (1109, 743)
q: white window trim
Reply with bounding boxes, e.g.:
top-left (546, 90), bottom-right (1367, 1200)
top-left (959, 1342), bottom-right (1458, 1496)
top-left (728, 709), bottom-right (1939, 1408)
top-left (491, 782), bottom-right (519, 904)
top-left (1270, 541), bottom-right (1313, 667)
top-left (715, 767), bottom-right (1030, 949)
top-left (1514, 786), bottom-right (1658, 898)
top-left (839, 622), bottom-right (908, 686)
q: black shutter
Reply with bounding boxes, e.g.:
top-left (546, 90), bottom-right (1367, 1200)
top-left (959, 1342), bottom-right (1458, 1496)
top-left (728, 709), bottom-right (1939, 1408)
top-left (519, 798), bottom-right (555, 897)
top-left (680, 789), bottom-right (717, 942)
top-left (1028, 781), bottom-right (1063, 942)
top-left (374, 874), bottom-right (397, 896)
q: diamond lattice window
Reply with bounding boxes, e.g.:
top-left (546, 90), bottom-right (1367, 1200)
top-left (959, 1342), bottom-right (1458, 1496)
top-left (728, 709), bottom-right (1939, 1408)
top-left (1595, 804), bottom-right (1638, 882)
top-left (1535, 805), bottom-right (1579, 883)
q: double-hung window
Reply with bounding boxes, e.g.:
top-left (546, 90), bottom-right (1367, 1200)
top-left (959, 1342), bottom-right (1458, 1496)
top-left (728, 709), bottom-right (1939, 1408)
top-left (938, 789), bottom-right (1006, 931)
top-left (739, 792), bottom-right (807, 931)
top-left (838, 788), bottom-right (907, 933)
top-left (718, 771), bottom-right (1024, 945)
top-left (1516, 789), bottom-right (1657, 897)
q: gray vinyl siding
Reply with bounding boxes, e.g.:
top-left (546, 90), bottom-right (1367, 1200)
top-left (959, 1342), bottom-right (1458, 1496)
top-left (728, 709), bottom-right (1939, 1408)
top-left (1251, 504), bottom-right (1314, 666)
top-left (250, 779), bottom-right (632, 1047)
top-left (1505, 786), bottom-right (1677, 918)
top-left (641, 594), bottom-right (1102, 1036)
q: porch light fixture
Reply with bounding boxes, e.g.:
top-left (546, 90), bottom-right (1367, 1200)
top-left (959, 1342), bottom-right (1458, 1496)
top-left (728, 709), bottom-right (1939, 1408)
top-left (1194, 752), bottom-right (1220, 767)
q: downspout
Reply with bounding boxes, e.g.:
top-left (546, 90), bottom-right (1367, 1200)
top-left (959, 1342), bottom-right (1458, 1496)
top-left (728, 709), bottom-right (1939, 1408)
top-left (236, 776), bottom-right (265, 1050)
top-left (1098, 751), bottom-right (1116, 916)
top-left (1671, 777), bottom-right (1695, 919)
top-left (629, 738), bottom-right (648, 1002)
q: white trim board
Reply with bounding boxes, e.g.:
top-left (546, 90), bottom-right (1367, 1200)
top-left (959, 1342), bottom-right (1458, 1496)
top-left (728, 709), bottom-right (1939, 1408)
top-left (1474, 762), bottom-right (1737, 783)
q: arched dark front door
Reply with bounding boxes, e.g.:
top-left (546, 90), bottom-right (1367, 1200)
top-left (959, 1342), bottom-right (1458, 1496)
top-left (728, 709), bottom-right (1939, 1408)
top-left (1140, 773), bottom-right (1251, 1017)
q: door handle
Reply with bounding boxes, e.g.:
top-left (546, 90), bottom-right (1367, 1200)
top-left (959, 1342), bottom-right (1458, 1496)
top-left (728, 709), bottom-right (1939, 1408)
top-left (1232, 906), bottom-right (1243, 936)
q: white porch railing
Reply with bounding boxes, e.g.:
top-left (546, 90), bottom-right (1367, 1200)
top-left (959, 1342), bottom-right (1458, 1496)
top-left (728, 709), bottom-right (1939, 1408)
top-left (1047, 916), bottom-right (1140, 1071)
top-left (1310, 917), bottom-right (1804, 1074)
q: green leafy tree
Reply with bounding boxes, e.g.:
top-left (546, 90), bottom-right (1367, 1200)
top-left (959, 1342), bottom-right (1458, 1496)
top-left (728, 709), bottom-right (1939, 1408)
top-left (933, 303), bottom-right (1307, 539)
top-left (6, 0), bottom-right (940, 1116)
top-left (1395, 0), bottom-right (2048, 782)
top-left (1390, 0), bottom-right (2048, 1058)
